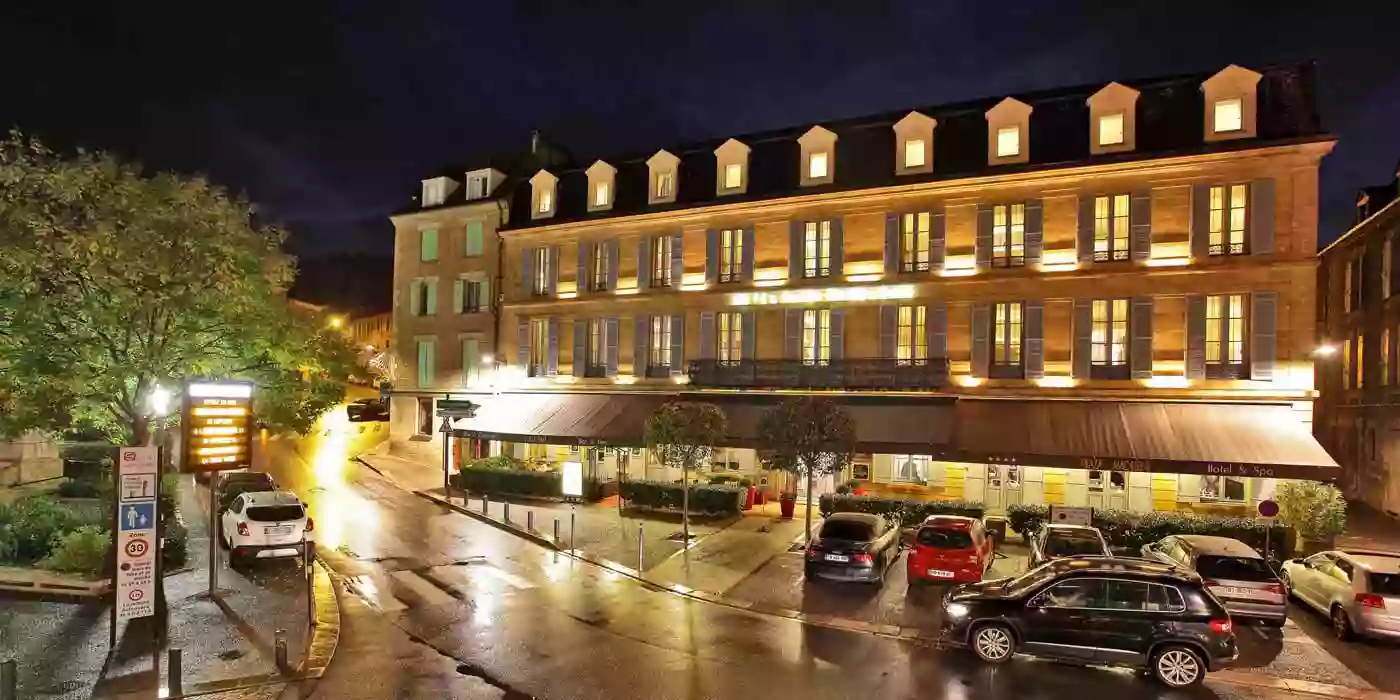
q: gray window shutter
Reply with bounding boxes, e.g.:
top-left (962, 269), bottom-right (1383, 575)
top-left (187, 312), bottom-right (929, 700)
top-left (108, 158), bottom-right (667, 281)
top-left (517, 320), bottom-right (529, 367)
top-left (741, 227), bottom-right (756, 281)
top-left (670, 314), bottom-right (685, 375)
top-left (1250, 179), bottom-right (1276, 255)
top-left (637, 236), bottom-right (652, 289)
top-left (879, 305), bottom-right (897, 357)
top-left (785, 308), bottom-right (802, 359)
top-left (1131, 296), bottom-right (1154, 379)
top-left (1024, 300), bottom-right (1044, 380)
top-left (1190, 185), bottom-right (1211, 260)
top-left (1077, 196), bottom-right (1095, 265)
top-left (670, 233), bottom-right (683, 286)
top-left (547, 246), bottom-right (560, 296)
top-left (830, 309), bottom-right (845, 361)
top-left (1131, 190), bottom-right (1152, 262)
top-left (789, 221), bottom-right (804, 281)
top-left (1251, 292), bottom-right (1278, 381)
top-left (699, 312), bottom-right (716, 360)
top-left (931, 211), bottom-right (946, 273)
top-left (971, 302), bottom-right (990, 378)
top-left (577, 242), bottom-right (591, 293)
top-left (1072, 299), bottom-right (1092, 379)
top-left (742, 312), bottom-right (757, 360)
top-left (975, 205), bottom-right (993, 269)
top-left (547, 318), bottom-right (560, 376)
top-left (1024, 200), bottom-right (1044, 268)
top-left (605, 317), bottom-right (619, 376)
top-left (883, 214), bottom-right (899, 275)
top-left (928, 303), bottom-right (947, 359)
top-left (521, 247), bottom-right (533, 297)
top-left (705, 229), bottom-right (719, 284)
top-left (634, 315), bottom-right (649, 374)
top-left (606, 240), bottom-right (619, 291)
top-left (830, 217), bottom-right (845, 277)
top-left (1186, 295), bottom-right (1206, 379)
top-left (573, 320), bottom-right (587, 377)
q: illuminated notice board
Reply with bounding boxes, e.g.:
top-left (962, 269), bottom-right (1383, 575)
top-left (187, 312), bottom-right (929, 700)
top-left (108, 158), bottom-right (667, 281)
top-left (182, 381), bottom-right (253, 472)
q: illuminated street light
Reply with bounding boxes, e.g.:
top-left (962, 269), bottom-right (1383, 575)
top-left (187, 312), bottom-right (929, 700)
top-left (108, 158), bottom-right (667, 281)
top-left (328, 315), bottom-right (345, 330)
top-left (147, 385), bottom-right (172, 417)
top-left (1313, 344), bottom-right (1337, 357)
top-left (480, 354), bottom-right (495, 365)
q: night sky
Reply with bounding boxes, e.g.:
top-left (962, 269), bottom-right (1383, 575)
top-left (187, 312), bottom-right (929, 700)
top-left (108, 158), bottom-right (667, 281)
top-left (3, 2), bottom-right (1398, 269)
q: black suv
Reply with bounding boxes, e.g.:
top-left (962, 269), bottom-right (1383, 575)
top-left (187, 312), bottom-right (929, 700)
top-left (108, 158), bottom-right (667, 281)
top-left (941, 557), bottom-right (1237, 688)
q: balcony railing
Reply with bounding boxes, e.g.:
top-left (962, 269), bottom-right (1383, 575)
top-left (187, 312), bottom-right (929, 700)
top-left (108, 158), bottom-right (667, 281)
top-left (687, 358), bottom-right (949, 390)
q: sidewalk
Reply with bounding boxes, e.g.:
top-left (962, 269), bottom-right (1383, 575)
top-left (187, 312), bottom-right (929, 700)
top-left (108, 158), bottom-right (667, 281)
top-left (1340, 501), bottom-right (1400, 552)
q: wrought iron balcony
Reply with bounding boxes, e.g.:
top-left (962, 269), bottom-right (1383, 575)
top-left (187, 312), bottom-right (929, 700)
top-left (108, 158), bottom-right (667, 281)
top-left (687, 358), bottom-right (949, 390)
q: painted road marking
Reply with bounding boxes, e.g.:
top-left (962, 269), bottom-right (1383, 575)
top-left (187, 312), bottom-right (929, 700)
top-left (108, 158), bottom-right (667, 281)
top-left (345, 574), bottom-right (408, 613)
top-left (389, 569), bottom-right (457, 608)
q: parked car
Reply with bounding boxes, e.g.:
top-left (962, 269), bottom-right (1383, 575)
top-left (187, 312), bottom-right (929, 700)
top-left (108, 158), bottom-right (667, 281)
top-left (907, 515), bottom-right (995, 584)
top-left (347, 398), bottom-right (390, 422)
top-left (220, 490), bottom-right (314, 567)
top-left (1281, 549), bottom-right (1400, 641)
top-left (941, 557), bottom-right (1237, 688)
top-left (1028, 523), bottom-right (1111, 567)
top-left (1142, 535), bottom-right (1286, 626)
top-left (216, 471), bottom-right (278, 512)
top-left (804, 512), bottom-right (901, 584)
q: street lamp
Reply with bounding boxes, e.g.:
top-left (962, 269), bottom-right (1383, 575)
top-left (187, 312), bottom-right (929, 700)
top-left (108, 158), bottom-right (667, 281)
top-left (1313, 344), bottom-right (1337, 357)
top-left (328, 315), bottom-right (345, 330)
top-left (148, 384), bottom-right (172, 458)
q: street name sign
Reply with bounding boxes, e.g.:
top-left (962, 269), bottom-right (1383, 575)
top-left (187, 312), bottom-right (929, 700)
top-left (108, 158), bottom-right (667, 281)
top-left (115, 446), bottom-right (158, 622)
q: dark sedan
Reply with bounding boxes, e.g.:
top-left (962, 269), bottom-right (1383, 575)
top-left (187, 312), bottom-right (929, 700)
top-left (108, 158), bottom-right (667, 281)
top-left (940, 557), bottom-right (1237, 688)
top-left (804, 513), bottom-right (901, 585)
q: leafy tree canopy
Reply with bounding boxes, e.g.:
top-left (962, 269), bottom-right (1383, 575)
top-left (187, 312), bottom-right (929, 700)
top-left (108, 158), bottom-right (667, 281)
top-left (0, 132), bottom-right (356, 443)
top-left (758, 396), bottom-right (856, 478)
top-left (645, 401), bottom-right (727, 471)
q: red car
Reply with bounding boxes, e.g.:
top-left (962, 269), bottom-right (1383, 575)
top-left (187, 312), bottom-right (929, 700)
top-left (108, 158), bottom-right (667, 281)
top-left (907, 515), bottom-right (994, 584)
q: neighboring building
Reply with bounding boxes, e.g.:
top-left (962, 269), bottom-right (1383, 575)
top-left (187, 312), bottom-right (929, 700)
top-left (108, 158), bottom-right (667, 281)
top-left (392, 63), bottom-right (1339, 515)
top-left (346, 311), bottom-right (392, 376)
top-left (1317, 162), bottom-right (1400, 513)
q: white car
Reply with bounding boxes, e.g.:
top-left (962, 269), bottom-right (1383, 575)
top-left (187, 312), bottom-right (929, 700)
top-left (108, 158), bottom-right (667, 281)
top-left (220, 490), bottom-right (314, 566)
top-left (1280, 549), bottom-right (1400, 640)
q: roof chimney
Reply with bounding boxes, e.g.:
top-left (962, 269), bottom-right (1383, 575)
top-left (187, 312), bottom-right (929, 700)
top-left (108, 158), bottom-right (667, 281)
top-left (531, 130), bottom-right (541, 155)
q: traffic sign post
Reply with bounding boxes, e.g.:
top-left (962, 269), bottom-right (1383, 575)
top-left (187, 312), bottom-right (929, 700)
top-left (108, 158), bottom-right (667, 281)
top-left (436, 400), bottom-right (478, 503)
top-left (1258, 499), bottom-right (1280, 562)
top-left (110, 446), bottom-right (160, 652)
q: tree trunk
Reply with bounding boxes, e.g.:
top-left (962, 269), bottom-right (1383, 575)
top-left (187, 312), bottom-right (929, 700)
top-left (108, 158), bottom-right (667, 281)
top-left (805, 468), bottom-right (814, 545)
top-left (130, 416), bottom-right (152, 447)
top-left (682, 460), bottom-right (690, 546)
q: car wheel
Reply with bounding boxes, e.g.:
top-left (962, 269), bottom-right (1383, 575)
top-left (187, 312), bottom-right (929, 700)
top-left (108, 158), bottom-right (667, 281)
top-left (1280, 571), bottom-right (1294, 599)
top-left (1152, 645), bottom-right (1205, 688)
top-left (1263, 618), bottom-right (1285, 629)
top-left (971, 623), bottom-right (1015, 664)
top-left (1331, 605), bottom-right (1356, 641)
top-left (804, 563), bottom-right (816, 580)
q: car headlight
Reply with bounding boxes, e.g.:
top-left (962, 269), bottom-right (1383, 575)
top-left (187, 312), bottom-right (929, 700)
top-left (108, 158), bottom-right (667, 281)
top-left (945, 602), bottom-right (970, 619)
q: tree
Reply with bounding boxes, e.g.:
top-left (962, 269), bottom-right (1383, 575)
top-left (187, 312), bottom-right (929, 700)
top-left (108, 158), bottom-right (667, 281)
top-left (0, 132), bottom-right (355, 444)
top-left (645, 401), bottom-right (727, 544)
top-left (759, 396), bottom-right (856, 544)
top-left (1276, 481), bottom-right (1347, 546)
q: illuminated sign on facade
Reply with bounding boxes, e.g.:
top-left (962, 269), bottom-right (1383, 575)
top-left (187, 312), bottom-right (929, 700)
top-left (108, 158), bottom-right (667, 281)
top-left (728, 284), bottom-right (916, 307)
top-left (182, 381), bottom-right (254, 473)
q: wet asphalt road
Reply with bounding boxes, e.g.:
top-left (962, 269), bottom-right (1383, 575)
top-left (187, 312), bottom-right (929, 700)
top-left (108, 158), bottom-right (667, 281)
top-left (233, 418), bottom-right (1381, 700)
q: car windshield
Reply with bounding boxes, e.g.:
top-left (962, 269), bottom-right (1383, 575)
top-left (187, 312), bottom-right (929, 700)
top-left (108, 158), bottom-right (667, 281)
top-left (1370, 573), bottom-right (1400, 595)
top-left (918, 528), bottom-right (973, 549)
top-left (1006, 562), bottom-right (1059, 597)
top-left (820, 520), bottom-right (875, 542)
top-left (1045, 532), bottom-right (1105, 557)
top-left (1196, 555), bottom-right (1274, 582)
top-left (245, 505), bottom-right (304, 522)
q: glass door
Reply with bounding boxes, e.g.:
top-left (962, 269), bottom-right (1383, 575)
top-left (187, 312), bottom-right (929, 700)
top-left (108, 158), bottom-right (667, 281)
top-left (984, 465), bottom-right (1023, 514)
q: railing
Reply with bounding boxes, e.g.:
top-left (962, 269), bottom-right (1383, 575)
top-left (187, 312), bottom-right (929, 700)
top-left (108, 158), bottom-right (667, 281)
top-left (687, 358), bottom-right (949, 390)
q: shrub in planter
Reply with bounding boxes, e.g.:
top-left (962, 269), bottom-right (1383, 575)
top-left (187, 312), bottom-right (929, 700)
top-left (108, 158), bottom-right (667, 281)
top-left (39, 526), bottom-right (110, 577)
top-left (1276, 481), bottom-right (1346, 551)
top-left (163, 521), bottom-right (189, 568)
top-left (57, 478), bottom-right (104, 499)
top-left (620, 480), bottom-right (743, 516)
top-left (9, 496), bottom-right (81, 563)
top-left (819, 494), bottom-right (984, 524)
top-left (1007, 504), bottom-right (1048, 538)
top-left (451, 467), bottom-right (608, 502)
top-left (465, 456), bottom-right (521, 471)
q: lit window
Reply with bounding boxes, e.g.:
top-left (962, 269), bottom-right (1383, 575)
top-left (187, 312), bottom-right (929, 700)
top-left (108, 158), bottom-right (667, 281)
top-left (903, 138), bottom-right (926, 168)
top-left (717, 311), bottom-right (743, 365)
top-left (656, 171), bottom-right (674, 199)
top-left (650, 315), bottom-right (673, 369)
top-left (991, 301), bottom-right (1023, 377)
top-left (1214, 97), bottom-right (1243, 133)
top-left (893, 454), bottom-right (930, 484)
top-left (528, 318), bottom-right (549, 376)
top-left (1383, 328), bottom-right (1391, 387)
top-left (719, 228), bottom-right (743, 283)
top-left (900, 213), bottom-right (931, 273)
top-left (531, 248), bottom-right (550, 296)
top-left (1091, 299), bottom-right (1129, 378)
top-left (651, 235), bottom-right (673, 287)
top-left (1358, 333), bottom-right (1366, 389)
top-left (991, 204), bottom-right (1025, 268)
top-left (809, 151), bottom-right (829, 179)
top-left (1093, 195), bottom-right (1130, 262)
top-left (590, 244), bottom-right (609, 292)
top-left (1343, 338), bottom-right (1352, 390)
top-left (724, 163), bottom-right (743, 189)
top-left (803, 221), bottom-right (832, 278)
top-left (466, 174), bottom-right (488, 200)
top-left (586, 319), bottom-right (606, 370)
top-left (463, 280), bottom-right (484, 313)
top-left (1205, 294), bottom-right (1246, 377)
top-left (1200, 475), bottom-right (1246, 502)
top-left (996, 126), bottom-right (1020, 157)
top-left (801, 308), bottom-right (831, 366)
top-left (1098, 112), bottom-right (1125, 146)
top-left (538, 188), bottom-right (553, 214)
top-left (896, 305), bottom-right (927, 365)
top-left (593, 182), bottom-right (610, 207)
top-left (1208, 185), bottom-right (1248, 256)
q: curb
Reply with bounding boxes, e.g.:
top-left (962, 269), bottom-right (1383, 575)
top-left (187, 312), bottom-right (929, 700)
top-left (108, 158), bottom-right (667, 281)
top-left (413, 490), bottom-right (563, 552)
top-left (297, 558), bottom-right (341, 679)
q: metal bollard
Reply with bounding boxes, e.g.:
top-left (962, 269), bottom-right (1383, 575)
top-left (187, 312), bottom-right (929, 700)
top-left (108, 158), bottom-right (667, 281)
top-left (1, 659), bottom-right (15, 700)
top-left (503, 502), bottom-right (511, 525)
top-left (482, 494), bottom-right (489, 514)
top-left (274, 628), bottom-right (289, 673)
top-left (570, 511), bottom-right (576, 553)
top-left (637, 523), bottom-right (644, 571)
top-left (554, 518), bottom-right (560, 544)
top-left (168, 648), bottom-right (183, 697)
top-left (527, 510), bottom-right (534, 533)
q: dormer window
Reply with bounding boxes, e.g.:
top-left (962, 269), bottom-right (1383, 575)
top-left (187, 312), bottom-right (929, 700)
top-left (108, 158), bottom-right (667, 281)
top-left (1214, 98), bottom-right (1243, 133)
top-left (593, 182), bottom-right (610, 207)
top-left (529, 170), bottom-right (558, 220)
top-left (797, 126), bottom-right (837, 186)
top-left (656, 172), bottom-right (674, 199)
top-left (1201, 65), bottom-right (1262, 142)
top-left (647, 150), bottom-right (680, 205)
top-left (985, 97), bottom-right (1032, 165)
top-left (903, 138), bottom-right (926, 168)
top-left (466, 172), bottom-right (489, 200)
top-left (1086, 82), bottom-right (1139, 155)
top-left (1098, 112), bottom-right (1125, 146)
top-left (724, 163), bottom-right (743, 189)
top-left (809, 151), bottom-right (829, 179)
top-left (892, 111), bottom-right (936, 175)
top-left (421, 177), bottom-right (451, 207)
top-left (538, 190), bottom-right (553, 214)
top-left (585, 160), bottom-right (616, 212)
top-left (996, 127), bottom-right (1020, 157)
top-left (714, 139), bottom-right (750, 195)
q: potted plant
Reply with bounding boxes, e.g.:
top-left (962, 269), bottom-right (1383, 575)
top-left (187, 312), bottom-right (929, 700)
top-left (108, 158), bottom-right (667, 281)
top-left (739, 478), bottom-right (755, 511)
top-left (779, 491), bottom-right (797, 520)
top-left (1276, 481), bottom-right (1347, 555)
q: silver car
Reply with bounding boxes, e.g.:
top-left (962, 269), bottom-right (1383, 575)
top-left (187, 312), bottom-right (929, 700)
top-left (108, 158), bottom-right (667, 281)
top-left (1141, 535), bottom-right (1286, 625)
top-left (1281, 549), bottom-right (1400, 641)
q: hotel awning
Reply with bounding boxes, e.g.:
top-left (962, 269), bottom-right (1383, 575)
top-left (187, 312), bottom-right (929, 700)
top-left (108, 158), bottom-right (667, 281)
top-left (953, 399), bottom-right (1339, 481)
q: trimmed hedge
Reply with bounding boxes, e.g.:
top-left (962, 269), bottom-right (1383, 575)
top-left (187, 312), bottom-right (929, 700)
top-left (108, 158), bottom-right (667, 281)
top-left (451, 466), bottom-right (611, 502)
top-left (1007, 503), bottom-right (1293, 561)
top-left (819, 494), bottom-right (985, 524)
top-left (620, 480), bottom-right (744, 516)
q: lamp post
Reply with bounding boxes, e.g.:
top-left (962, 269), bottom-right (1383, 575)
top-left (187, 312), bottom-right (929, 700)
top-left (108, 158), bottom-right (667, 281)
top-left (146, 384), bottom-right (172, 639)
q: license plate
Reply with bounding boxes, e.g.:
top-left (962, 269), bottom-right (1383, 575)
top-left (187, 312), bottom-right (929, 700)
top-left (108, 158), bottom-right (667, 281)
top-left (264, 526), bottom-right (292, 536)
top-left (824, 554), bottom-right (849, 563)
top-left (1214, 586), bottom-right (1266, 599)
top-left (927, 569), bottom-right (954, 578)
